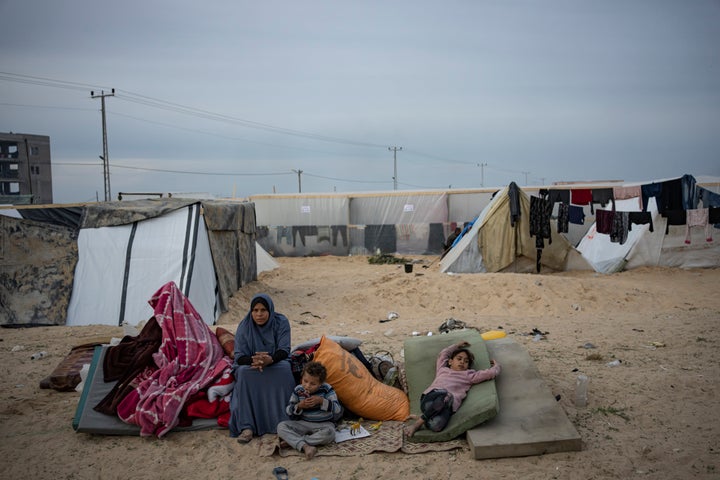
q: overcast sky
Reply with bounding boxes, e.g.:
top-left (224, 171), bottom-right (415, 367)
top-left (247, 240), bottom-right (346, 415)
top-left (1, 0), bottom-right (719, 203)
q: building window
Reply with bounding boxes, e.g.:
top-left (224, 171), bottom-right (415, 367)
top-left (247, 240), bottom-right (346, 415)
top-left (30, 165), bottom-right (40, 175)
top-left (9, 182), bottom-right (20, 193)
top-left (30, 146), bottom-right (39, 156)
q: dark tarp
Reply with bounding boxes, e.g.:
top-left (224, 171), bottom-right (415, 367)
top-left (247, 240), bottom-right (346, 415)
top-left (19, 206), bottom-right (84, 230)
top-left (202, 201), bottom-right (257, 313)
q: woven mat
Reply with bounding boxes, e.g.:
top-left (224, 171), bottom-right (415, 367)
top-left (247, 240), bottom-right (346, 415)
top-left (257, 421), bottom-right (466, 457)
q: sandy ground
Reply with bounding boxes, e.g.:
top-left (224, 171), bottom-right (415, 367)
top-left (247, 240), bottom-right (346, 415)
top-left (1, 255), bottom-right (719, 480)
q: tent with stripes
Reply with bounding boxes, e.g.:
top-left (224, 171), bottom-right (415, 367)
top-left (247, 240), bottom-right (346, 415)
top-left (1, 198), bottom-right (257, 327)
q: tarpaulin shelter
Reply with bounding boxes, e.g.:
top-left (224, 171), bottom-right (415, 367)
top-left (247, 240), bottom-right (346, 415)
top-left (1, 198), bottom-right (257, 326)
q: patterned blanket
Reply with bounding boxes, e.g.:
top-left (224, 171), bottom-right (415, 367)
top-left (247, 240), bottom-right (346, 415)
top-left (117, 282), bottom-right (232, 437)
top-left (257, 420), bottom-right (466, 457)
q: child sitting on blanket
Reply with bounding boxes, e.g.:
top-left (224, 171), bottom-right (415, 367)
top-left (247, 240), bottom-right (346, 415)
top-left (405, 341), bottom-right (500, 437)
top-left (276, 361), bottom-right (344, 459)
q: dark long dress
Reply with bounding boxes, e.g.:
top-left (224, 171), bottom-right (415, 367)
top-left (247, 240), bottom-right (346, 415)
top-left (228, 293), bottom-right (296, 437)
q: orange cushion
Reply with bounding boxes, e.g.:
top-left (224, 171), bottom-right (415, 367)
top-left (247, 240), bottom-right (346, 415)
top-left (312, 335), bottom-right (409, 421)
top-left (215, 327), bottom-right (235, 359)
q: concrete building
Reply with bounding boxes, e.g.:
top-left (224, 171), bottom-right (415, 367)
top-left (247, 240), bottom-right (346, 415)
top-left (0, 132), bottom-right (53, 205)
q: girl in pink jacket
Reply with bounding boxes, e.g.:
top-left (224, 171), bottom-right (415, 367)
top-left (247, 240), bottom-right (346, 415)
top-left (405, 341), bottom-right (500, 436)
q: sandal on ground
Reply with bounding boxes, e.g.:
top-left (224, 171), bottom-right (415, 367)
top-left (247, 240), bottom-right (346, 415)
top-left (273, 466), bottom-right (289, 480)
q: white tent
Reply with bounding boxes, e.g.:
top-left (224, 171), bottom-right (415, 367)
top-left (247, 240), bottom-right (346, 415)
top-left (1, 198), bottom-right (258, 327)
top-left (577, 196), bottom-right (720, 273)
top-left (66, 203), bottom-right (218, 326)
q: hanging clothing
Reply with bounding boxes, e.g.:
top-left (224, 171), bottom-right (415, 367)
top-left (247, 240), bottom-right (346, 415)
top-left (709, 207), bottom-right (720, 226)
top-left (591, 188), bottom-right (614, 214)
top-left (628, 211), bottom-right (654, 233)
top-left (659, 178), bottom-right (683, 215)
top-left (568, 205), bottom-right (586, 225)
top-left (610, 211), bottom-right (630, 245)
top-left (547, 189), bottom-right (570, 205)
top-left (508, 182), bottom-right (521, 227)
top-left (664, 209), bottom-right (687, 235)
top-left (557, 202), bottom-right (569, 233)
top-left (571, 189), bottom-right (592, 206)
top-left (613, 185), bottom-right (643, 210)
top-left (529, 193), bottom-right (553, 273)
top-left (681, 174), bottom-right (699, 210)
top-left (684, 208), bottom-right (712, 244)
top-left (596, 209), bottom-right (615, 235)
top-left (641, 183), bottom-right (663, 213)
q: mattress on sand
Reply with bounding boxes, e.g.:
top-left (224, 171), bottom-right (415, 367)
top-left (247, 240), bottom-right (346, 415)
top-left (403, 329), bottom-right (499, 443)
top-left (73, 345), bottom-right (218, 435)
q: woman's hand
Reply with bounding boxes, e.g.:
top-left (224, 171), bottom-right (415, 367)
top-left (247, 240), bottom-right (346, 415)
top-left (251, 351), bottom-right (273, 371)
top-left (457, 341), bottom-right (471, 348)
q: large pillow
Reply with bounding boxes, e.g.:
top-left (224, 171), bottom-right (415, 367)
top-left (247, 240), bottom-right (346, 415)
top-left (293, 335), bottom-right (362, 352)
top-left (312, 336), bottom-right (409, 421)
top-left (404, 329), bottom-right (499, 443)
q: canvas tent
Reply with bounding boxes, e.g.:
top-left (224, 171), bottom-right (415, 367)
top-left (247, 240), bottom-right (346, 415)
top-left (440, 183), bottom-right (591, 274)
top-left (1, 199), bottom-right (257, 327)
top-left (441, 176), bottom-right (720, 275)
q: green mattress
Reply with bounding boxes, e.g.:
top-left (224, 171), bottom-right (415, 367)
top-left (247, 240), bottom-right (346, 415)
top-left (403, 329), bottom-right (499, 443)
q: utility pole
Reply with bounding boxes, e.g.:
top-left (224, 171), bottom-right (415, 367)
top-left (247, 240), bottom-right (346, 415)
top-left (91, 89), bottom-right (115, 201)
top-left (388, 146), bottom-right (402, 190)
top-left (478, 162), bottom-right (488, 187)
top-left (292, 169), bottom-right (303, 193)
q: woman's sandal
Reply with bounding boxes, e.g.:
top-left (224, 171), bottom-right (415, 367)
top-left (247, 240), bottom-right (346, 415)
top-left (236, 429), bottom-right (253, 443)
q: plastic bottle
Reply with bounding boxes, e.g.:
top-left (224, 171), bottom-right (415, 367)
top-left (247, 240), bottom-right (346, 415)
top-left (574, 374), bottom-right (589, 407)
top-left (30, 351), bottom-right (47, 360)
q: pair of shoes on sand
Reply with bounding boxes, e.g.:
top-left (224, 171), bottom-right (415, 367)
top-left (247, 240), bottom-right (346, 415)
top-left (236, 429), bottom-right (253, 443)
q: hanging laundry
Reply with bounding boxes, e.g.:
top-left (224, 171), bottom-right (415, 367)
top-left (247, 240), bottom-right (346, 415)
top-left (628, 211), bottom-right (654, 233)
top-left (591, 188), bottom-right (614, 214)
top-left (571, 189), bottom-right (592, 206)
top-left (664, 209), bottom-right (687, 235)
top-left (613, 185), bottom-right (643, 210)
top-left (610, 211), bottom-right (630, 245)
top-left (684, 208), bottom-right (712, 244)
top-left (529, 193), bottom-right (553, 273)
top-left (709, 207), bottom-right (720, 227)
top-left (596, 209), bottom-right (615, 235)
top-left (547, 189), bottom-right (570, 205)
top-left (568, 205), bottom-right (586, 225)
top-left (641, 182), bottom-right (663, 213)
top-left (557, 202), bottom-right (569, 233)
top-left (681, 174), bottom-right (699, 210)
top-left (659, 178), bottom-right (683, 215)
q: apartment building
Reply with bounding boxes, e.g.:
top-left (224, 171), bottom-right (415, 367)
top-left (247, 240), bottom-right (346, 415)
top-left (0, 132), bottom-right (53, 205)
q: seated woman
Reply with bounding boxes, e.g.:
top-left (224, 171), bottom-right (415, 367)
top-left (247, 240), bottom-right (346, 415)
top-left (229, 293), bottom-right (296, 442)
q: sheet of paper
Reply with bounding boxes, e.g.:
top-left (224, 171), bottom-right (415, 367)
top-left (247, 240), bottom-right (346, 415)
top-left (334, 426), bottom-right (371, 443)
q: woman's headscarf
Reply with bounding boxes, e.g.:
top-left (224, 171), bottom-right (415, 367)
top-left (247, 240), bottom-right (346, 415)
top-left (233, 293), bottom-right (291, 360)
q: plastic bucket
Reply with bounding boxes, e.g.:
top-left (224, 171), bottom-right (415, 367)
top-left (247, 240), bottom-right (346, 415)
top-left (404, 263), bottom-right (413, 273)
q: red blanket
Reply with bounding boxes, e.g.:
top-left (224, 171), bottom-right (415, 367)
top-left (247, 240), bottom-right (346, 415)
top-left (117, 282), bottom-right (232, 437)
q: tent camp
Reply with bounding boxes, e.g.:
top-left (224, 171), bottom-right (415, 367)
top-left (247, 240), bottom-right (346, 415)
top-left (440, 183), bottom-right (591, 274)
top-left (441, 176), bottom-right (720, 274)
top-left (1, 198), bottom-right (258, 327)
